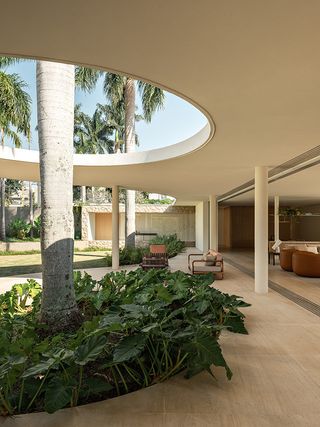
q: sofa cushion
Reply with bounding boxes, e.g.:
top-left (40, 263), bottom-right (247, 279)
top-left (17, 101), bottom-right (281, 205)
top-left (193, 263), bottom-right (222, 272)
top-left (294, 244), bottom-right (308, 251)
top-left (305, 246), bottom-right (319, 254)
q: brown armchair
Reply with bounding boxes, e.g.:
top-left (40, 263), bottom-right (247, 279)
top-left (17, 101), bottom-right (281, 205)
top-left (188, 250), bottom-right (224, 279)
top-left (140, 244), bottom-right (169, 270)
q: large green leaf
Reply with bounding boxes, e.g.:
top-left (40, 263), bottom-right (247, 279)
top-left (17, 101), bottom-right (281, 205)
top-left (43, 348), bottom-right (74, 361)
top-left (184, 335), bottom-right (232, 380)
top-left (83, 377), bottom-right (113, 396)
top-left (22, 358), bottom-right (56, 378)
top-left (113, 334), bottom-right (146, 363)
top-left (74, 335), bottom-right (107, 365)
top-left (120, 304), bottom-right (148, 318)
top-left (6, 354), bottom-right (27, 365)
top-left (224, 315), bottom-right (248, 335)
top-left (154, 285), bottom-right (174, 303)
top-left (44, 377), bottom-right (73, 414)
top-left (99, 313), bottom-right (122, 328)
top-left (0, 361), bottom-right (11, 379)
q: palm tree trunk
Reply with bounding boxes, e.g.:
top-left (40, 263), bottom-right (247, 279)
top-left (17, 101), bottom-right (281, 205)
top-left (124, 78), bottom-right (136, 247)
top-left (0, 178), bottom-right (6, 241)
top-left (37, 60), bottom-right (80, 330)
top-left (29, 182), bottom-right (34, 238)
top-left (37, 182), bottom-right (41, 205)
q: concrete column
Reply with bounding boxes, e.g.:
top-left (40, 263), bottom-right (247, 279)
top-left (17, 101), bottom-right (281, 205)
top-left (255, 166), bottom-right (268, 294)
top-left (274, 195), bottom-right (279, 242)
top-left (195, 201), bottom-right (209, 252)
top-left (209, 195), bottom-right (218, 250)
top-left (112, 185), bottom-right (119, 270)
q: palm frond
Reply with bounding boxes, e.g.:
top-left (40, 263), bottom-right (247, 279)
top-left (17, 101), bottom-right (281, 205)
top-left (4, 126), bottom-right (23, 148)
top-left (0, 56), bottom-right (23, 70)
top-left (75, 66), bottom-right (101, 92)
top-left (103, 73), bottom-right (126, 105)
top-left (0, 71), bottom-right (31, 137)
top-left (137, 81), bottom-right (165, 122)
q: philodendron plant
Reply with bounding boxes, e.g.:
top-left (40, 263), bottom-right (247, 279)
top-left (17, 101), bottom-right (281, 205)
top-left (0, 269), bottom-right (250, 415)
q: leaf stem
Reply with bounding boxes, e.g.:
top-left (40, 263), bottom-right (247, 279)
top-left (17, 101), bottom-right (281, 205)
top-left (26, 370), bottom-right (49, 411)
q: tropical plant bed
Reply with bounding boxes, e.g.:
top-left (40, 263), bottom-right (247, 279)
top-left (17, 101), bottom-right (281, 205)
top-left (0, 269), bottom-right (250, 416)
top-left (105, 233), bottom-right (185, 266)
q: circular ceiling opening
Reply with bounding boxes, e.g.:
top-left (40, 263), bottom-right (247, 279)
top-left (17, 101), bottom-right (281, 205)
top-left (1, 57), bottom-right (213, 165)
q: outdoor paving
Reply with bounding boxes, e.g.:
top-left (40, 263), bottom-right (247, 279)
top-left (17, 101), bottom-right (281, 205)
top-left (3, 248), bottom-right (320, 426)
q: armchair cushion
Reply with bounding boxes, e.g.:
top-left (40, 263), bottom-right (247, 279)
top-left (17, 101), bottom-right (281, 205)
top-left (188, 250), bottom-right (224, 279)
top-left (203, 254), bottom-right (217, 266)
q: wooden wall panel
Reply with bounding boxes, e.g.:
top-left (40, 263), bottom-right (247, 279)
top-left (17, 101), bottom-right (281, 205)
top-left (95, 213), bottom-right (113, 240)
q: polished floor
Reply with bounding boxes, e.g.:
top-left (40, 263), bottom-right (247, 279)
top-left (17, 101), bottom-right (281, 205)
top-left (223, 249), bottom-right (320, 306)
top-left (4, 249), bottom-right (320, 426)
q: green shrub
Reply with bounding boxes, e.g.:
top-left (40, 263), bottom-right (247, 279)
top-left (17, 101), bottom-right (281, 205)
top-left (105, 246), bottom-right (147, 266)
top-left (0, 270), bottom-right (250, 415)
top-left (150, 233), bottom-right (185, 257)
top-left (32, 216), bottom-right (41, 238)
top-left (105, 235), bottom-right (185, 266)
top-left (8, 218), bottom-right (32, 240)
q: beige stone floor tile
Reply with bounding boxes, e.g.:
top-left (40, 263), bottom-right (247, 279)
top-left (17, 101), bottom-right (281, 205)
top-left (3, 248), bottom-right (320, 426)
top-left (163, 412), bottom-right (310, 427)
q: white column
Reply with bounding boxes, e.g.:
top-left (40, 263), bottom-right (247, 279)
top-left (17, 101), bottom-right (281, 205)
top-left (255, 166), bottom-right (268, 294)
top-left (195, 201), bottom-right (209, 252)
top-left (112, 185), bottom-right (119, 270)
top-left (210, 195), bottom-right (218, 250)
top-left (203, 201), bottom-right (209, 252)
top-left (274, 195), bottom-right (279, 242)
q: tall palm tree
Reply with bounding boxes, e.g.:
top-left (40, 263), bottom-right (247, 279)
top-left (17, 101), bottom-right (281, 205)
top-left (76, 68), bottom-right (165, 246)
top-left (74, 104), bottom-right (114, 154)
top-left (74, 104), bottom-right (115, 203)
top-left (97, 102), bottom-right (143, 153)
top-left (37, 60), bottom-right (80, 329)
top-left (0, 57), bottom-right (31, 241)
top-left (105, 74), bottom-right (165, 247)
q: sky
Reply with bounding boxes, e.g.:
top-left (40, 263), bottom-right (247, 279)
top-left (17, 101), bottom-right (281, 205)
top-left (5, 60), bottom-right (207, 151)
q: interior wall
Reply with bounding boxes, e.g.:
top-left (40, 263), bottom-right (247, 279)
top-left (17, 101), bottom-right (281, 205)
top-left (230, 206), bottom-right (254, 248)
top-left (220, 203), bottom-right (320, 248)
top-left (292, 204), bottom-right (320, 241)
top-left (218, 206), bottom-right (231, 249)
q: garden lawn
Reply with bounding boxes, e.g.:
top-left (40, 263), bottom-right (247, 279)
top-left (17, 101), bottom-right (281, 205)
top-left (0, 251), bottom-right (109, 277)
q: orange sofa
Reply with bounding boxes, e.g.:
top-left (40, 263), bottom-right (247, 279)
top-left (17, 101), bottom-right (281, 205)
top-left (279, 248), bottom-right (295, 272)
top-left (292, 251), bottom-right (320, 278)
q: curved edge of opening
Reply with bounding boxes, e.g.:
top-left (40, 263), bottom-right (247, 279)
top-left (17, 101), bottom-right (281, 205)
top-left (0, 53), bottom-right (215, 166)
top-left (0, 122), bottom-right (212, 168)
top-left (74, 122), bottom-right (212, 166)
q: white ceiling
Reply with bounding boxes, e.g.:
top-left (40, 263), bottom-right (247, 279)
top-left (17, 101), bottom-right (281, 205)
top-left (1, 0), bottom-right (320, 203)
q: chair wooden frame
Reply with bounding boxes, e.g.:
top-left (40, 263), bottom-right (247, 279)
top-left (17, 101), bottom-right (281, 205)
top-left (188, 253), bottom-right (224, 279)
top-left (140, 244), bottom-right (169, 270)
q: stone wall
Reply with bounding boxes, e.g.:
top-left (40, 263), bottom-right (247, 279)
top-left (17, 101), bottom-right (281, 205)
top-left (82, 204), bottom-right (195, 244)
